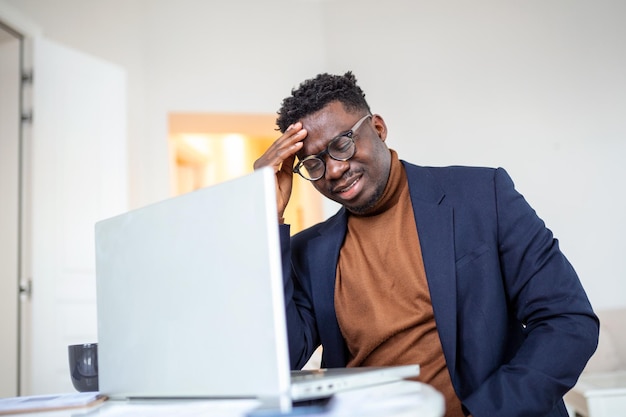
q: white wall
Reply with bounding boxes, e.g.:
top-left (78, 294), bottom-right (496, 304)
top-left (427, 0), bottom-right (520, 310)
top-left (3, 0), bottom-right (625, 310)
top-left (322, 0), bottom-right (626, 310)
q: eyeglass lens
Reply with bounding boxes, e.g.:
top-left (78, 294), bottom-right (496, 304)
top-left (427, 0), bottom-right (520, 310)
top-left (300, 136), bottom-right (355, 179)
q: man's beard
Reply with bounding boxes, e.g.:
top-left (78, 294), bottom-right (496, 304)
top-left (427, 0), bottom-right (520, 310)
top-left (344, 181), bottom-right (385, 216)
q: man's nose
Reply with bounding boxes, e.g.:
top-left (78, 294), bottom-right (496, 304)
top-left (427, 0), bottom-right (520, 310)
top-left (324, 157), bottom-right (349, 180)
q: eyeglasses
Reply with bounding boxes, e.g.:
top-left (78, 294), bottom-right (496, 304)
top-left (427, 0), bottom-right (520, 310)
top-left (293, 114), bottom-right (372, 181)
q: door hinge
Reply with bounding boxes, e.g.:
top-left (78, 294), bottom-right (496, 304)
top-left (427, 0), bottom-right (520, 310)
top-left (19, 280), bottom-right (32, 299)
top-left (21, 111), bottom-right (33, 124)
top-left (21, 70), bottom-right (34, 124)
top-left (21, 70), bottom-right (33, 85)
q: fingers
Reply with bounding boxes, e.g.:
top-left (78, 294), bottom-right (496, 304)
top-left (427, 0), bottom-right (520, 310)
top-left (253, 122), bottom-right (307, 221)
top-left (253, 122), bottom-right (306, 172)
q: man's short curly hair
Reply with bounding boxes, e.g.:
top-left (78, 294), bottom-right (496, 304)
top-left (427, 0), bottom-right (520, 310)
top-left (276, 71), bottom-right (371, 133)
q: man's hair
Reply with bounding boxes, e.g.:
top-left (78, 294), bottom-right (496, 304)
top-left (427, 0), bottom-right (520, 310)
top-left (276, 71), bottom-right (371, 133)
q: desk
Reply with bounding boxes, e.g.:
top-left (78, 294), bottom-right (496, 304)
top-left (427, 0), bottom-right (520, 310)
top-left (4, 381), bottom-right (444, 417)
top-left (564, 371), bottom-right (626, 417)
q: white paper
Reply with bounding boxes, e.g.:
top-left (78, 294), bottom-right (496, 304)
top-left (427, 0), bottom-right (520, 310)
top-left (0, 392), bottom-right (102, 414)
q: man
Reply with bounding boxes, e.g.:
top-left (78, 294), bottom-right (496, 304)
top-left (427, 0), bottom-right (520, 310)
top-left (253, 72), bottom-right (598, 417)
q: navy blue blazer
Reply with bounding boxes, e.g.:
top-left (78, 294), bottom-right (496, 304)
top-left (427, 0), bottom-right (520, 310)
top-left (280, 161), bottom-right (598, 417)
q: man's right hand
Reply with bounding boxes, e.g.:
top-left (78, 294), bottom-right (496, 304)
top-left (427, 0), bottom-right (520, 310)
top-left (253, 122), bottom-right (307, 223)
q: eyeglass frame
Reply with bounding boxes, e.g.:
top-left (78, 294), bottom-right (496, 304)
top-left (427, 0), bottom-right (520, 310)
top-left (292, 114), bottom-right (372, 181)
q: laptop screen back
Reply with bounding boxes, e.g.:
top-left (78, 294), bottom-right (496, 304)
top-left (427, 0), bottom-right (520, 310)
top-left (95, 168), bottom-right (290, 402)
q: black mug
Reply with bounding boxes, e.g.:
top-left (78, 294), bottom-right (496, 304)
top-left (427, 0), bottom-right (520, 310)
top-left (68, 343), bottom-right (99, 392)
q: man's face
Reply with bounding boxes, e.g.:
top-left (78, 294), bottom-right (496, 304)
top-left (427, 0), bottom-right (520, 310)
top-left (298, 101), bottom-right (391, 215)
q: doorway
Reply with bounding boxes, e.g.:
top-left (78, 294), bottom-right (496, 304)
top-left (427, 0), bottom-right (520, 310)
top-left (168, 113), bottom-right (324, 234)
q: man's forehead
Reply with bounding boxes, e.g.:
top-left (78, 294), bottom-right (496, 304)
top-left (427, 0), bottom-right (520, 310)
top-left (301, 103), bottom-right (353, 136)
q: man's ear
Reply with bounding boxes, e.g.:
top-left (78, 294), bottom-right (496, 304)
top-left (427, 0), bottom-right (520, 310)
top-left (371, 114), bottom-right (388, 141)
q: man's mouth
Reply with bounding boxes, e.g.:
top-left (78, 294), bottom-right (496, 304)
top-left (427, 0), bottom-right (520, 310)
top-left (333, 175), bottom-right (361, 198)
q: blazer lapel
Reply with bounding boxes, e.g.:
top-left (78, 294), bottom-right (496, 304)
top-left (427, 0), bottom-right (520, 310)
top-left (404, 162), bottom-right (458, 378)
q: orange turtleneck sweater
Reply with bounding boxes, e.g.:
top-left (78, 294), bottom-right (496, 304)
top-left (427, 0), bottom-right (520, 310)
top-left (334, 150), bottom-right (464, 417)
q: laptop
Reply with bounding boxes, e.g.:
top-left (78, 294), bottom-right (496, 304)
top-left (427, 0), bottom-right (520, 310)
top-left (95, 167), bottom-right (420, 411)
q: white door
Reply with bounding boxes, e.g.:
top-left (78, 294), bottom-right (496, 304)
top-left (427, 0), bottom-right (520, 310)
top-left (23, 37), bottom-right (128, 395)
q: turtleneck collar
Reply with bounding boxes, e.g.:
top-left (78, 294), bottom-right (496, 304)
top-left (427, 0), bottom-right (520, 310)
top-left (351, 149), bottom-right (404, 217)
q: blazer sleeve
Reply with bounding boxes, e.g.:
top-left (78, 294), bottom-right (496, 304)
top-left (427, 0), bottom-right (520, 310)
top-left (279, 224), bottom-right (320, 369)
top-left (462, 168), bottom-right (599, 417)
